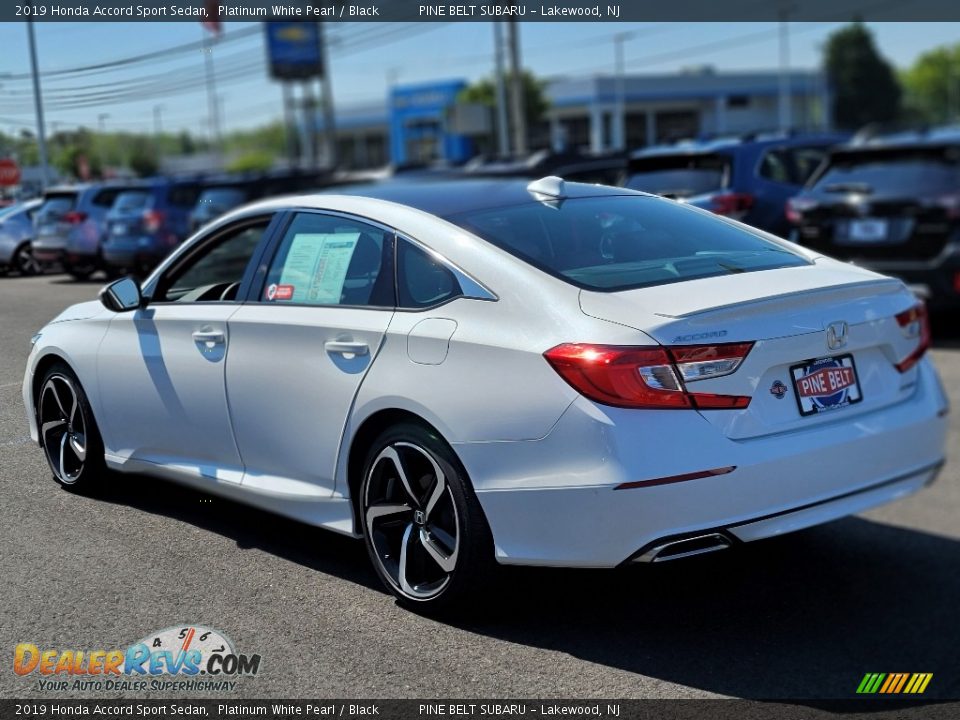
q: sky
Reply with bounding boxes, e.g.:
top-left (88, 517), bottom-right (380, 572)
top-left (0, 21), bottom-right (958, 139)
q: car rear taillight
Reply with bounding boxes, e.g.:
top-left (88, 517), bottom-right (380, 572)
top-left (143, 209), bottom-right (165, 233)
top-left (544, 342), bottom-right (753, 410)
top-left (894, 302), bottom-right (931, 373)
top-left (934, 193), bottom-right (960, 219)
top-left (62, 211), bottom-right (87, 224)
top-left (786, 196), bottom-right (817, 225)
top-left (709, 193), bottom-right (754, 219)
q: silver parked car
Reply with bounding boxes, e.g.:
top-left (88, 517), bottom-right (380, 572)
top-left (0, 200), bottom-right (41, 276)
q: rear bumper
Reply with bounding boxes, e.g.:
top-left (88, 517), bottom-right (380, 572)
top-left (102, 237), bottom-right (164, 269)
top-left (463, 358), bottom-right (949, 567)
top-left (31, 246), bottom-right (65, 269)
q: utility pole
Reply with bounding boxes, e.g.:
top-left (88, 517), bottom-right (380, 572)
top-left (506, 20), bottom-right (527, 157)
top-left (613, 31), bottom-right (633, 151)
top-left (778, 6), bottom-right (793, 133)
top-left (97, 113), bottom-right (109, 173)
top-left (282, 83), bottom-right (297, 167)
top-left (318, 22), bottom-right (337, 168)
top-left (153, 105), bottom-right (164, 136)
top-left (202, 30), bottom-right (223, 159)
top-left (26, 20), bottom-right (50, 191)
top-left (493, 22), bottom-right (510, 159)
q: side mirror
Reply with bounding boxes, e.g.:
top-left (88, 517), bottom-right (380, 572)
top-left (99, 277), bottom-right (143, 312)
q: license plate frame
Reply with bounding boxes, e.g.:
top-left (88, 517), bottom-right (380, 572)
top-left (847, 218), bottom-right (888, 243)
top-left (790, 354), bottom-right (863, 417)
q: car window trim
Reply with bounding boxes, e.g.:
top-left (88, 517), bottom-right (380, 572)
top-left (248, 207), bottom-right (497, 311)
top-left (145, 212), bottom-right (283, 306)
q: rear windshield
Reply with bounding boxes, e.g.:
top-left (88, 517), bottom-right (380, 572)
top-left (449, 195), bottom-right (808, 292)
top-left (112, 191), bottom-right (152, 211)
top-left (36, 194), bottom-right (76, 221)
top-left (624, 153), bottom-right (731, 198)
top-left (811, 148), bottom-right (960, 196)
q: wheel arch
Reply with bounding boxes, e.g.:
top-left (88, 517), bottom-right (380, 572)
top-left (345, 408), bottom-right (475, 535)
top-left (31, 352), bottom-right (72, 447)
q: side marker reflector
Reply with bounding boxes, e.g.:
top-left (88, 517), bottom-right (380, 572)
top-left (615, 465), bottom-right (736, 490)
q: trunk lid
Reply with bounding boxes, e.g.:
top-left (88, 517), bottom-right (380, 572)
top-left (579, 260), bottom-right (923, 439)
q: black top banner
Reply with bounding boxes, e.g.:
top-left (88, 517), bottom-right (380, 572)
top-left (4, 0), bottom-right (960, 22)
top-left (2, 700), bottom-right (960, 720)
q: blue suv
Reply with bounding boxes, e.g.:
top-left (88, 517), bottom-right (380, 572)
top-left (623, 132), bottom-right (848, 237)
top-left (100, 177), bottom-right (204, 275)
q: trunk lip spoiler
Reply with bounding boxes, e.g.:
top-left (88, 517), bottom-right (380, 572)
top-left (643, 278), bottom-right (907, 320)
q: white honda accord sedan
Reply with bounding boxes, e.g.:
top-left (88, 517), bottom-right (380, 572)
top-left (23, 178), bottom-right (949, 610)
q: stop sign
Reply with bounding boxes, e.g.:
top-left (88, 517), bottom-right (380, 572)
top-left (0, 158), bottom-right (21, 187)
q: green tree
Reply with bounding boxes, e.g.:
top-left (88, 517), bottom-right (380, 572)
top-left (902, 44), bottom-right (960, 125)
top-left (823, 22), bottom-right (902, 129)
top-left (227, 150), bottom-right (275, 173)
top-left (458, 70), bottom-right (549, 131)
top-left (129, 144), bottom-right (159, 178)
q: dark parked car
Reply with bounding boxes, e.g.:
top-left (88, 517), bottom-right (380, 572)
top-left (788, 127), bottom-right (960, 308)
top-left (32, 184), bottom-right (137, 279)
top-left (623, 133), bottom-right (848, 236)
top-left (100, 177), bottom-right (204, 274)
top-left (188, 182), bottom-right (253, 233)
top-left (187, 169), bottom-right (342, 234)
top-left (0, 199), bottom-right (41, 276)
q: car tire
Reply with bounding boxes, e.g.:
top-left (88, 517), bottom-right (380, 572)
top-left (13, 243), bottom-right (38, 276)
top-left (68, 267), bottom-right (94, 281)
top-left (360, 422), bottom-right (495, 613)
top-left (36, 363), bottom-right (106, 492)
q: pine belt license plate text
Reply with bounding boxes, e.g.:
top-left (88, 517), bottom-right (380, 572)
top-left (848, 218), bottom-right (888, 242)
top-left (790, 354), bottom-right (863, 416)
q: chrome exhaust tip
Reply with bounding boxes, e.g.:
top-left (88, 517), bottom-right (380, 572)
top-left (634, 532), bottom-right (733, 563)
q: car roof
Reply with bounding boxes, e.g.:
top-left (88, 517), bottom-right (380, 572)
top-left (631, 132), bottom-right (848, 159)
top-left (290, 177), bottom-right (642, 218)
top-left (842, 124), bottom-right (960, 152)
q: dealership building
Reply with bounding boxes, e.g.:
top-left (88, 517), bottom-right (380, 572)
top-left (328, 68), bottom-right (832, 168)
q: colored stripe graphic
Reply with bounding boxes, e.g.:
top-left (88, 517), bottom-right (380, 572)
top-left (857, 673), bottom-right (932, 694)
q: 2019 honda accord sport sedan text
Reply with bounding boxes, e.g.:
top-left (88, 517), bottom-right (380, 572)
top-left (23, 178), bottom-right (949, 610)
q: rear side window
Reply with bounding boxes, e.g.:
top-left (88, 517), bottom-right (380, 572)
top-left (397, 239), bottom-right (461, 309)
top-left (624, 153), bottom-right (731, 198)
top-left (450, 195), bottom-right (809, 292)
top-left (263, 212), bottom-right (394, 307)
top-left (811, 147), bottom-right (960, 195)
top-left (759, 146), bottom-right (828, 185)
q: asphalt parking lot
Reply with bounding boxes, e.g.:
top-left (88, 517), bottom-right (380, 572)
top-left (0, 273), bottom-right (958, 701)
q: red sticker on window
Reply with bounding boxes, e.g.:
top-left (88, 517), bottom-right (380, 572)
top-left (265, 283), bottom-right (295, 301)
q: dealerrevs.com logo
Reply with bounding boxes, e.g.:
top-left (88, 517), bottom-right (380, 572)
top-left (14, 625), bottom-right (261, 693)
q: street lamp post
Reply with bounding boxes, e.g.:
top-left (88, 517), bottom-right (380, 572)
top-left (613, 31), bottom-right (634, 151)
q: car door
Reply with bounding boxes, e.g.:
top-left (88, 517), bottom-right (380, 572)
top-left (96, 214), bottom-right (278, 483)
top-left (225, 210), bottom-right (395, 498)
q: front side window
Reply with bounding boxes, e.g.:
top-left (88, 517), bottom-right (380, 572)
top-left (263, 212), bottom-right (393, 307)
top-left (154, 220), bottom-right (270, 302)
top-left (449, 195), bottom-right (809, 292)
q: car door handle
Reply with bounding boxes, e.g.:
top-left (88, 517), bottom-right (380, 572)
top-left (324, 340), bottom-right (369, 356)
top-left (193, 330), bottom-right (225, 345)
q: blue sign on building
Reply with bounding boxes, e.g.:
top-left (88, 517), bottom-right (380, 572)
top-left (389, 80), bottom-right (473, 166)
top-left (265, 22), bottom-right (323, 80)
